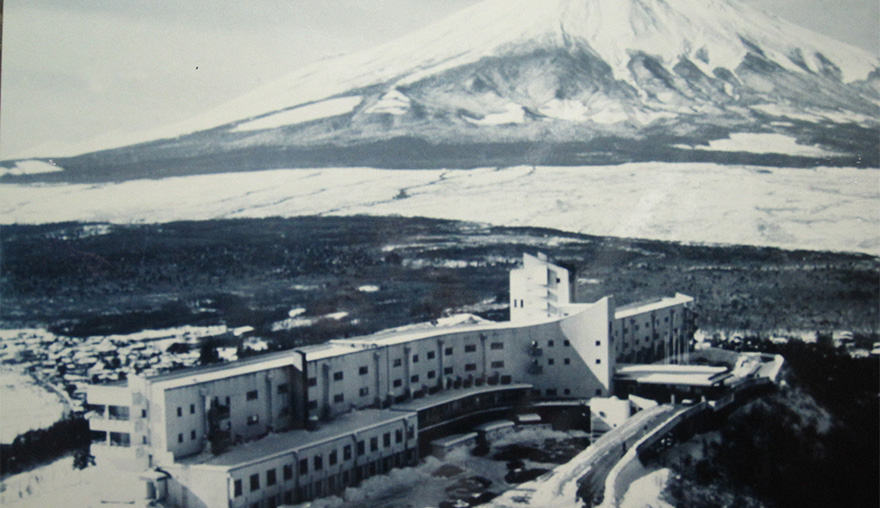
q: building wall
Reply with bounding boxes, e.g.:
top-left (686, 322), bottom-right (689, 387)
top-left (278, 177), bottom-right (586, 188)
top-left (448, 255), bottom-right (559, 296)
top-left (510, 253), bottom-right (573, 322)
top-left (612, 295), bottom-right (695, 364)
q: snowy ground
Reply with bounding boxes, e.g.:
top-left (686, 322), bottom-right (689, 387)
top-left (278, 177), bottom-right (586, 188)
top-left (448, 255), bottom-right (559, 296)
top-left (2, 163), bottom-right (877, 254)
top-left (0, 367), bottom-right (67, 444)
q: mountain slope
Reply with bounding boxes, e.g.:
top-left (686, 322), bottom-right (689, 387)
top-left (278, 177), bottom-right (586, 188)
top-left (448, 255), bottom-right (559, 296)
top-left (5, 0), bottom-right (878, 182)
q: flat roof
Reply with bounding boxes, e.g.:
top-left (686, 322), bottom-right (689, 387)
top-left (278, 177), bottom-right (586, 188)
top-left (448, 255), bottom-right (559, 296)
top-left (390, 383), bottom-right (532, 412)
top-left (145, 348), bottom-right (301, 384)
top-left (615, 293), bottom-right (693, 319)
top-left (180, 408), bottom-right (415, 470)
top-left (615, 365), bottom-right (731, 387)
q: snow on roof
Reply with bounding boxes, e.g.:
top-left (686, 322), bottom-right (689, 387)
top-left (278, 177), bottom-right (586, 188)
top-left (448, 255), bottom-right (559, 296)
top-left (615, 365), bottom-right (731, 387)
top-left (391, 384), bottom-right (532, 413)
top-left (614, 293), bottom-right (693, 319)
top-left (180, 409), bottom-right (415, 469)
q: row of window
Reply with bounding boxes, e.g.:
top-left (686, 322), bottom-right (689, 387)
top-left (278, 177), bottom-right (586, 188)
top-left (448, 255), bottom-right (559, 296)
top-left (233, 431), bottom-right (413, 497)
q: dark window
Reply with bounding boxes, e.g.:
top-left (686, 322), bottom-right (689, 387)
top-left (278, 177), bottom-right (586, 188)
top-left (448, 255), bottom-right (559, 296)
top-left (393, 379), bottom-right (402, 387)
top-left (427, 370), bottom-right (436, 379)
top-left (176, 407), bottom-right (182, 417)
top-left (596, 389), bottom-right (602, 396)
top-left (267, 469), bottom-right (277, 486)
top-left (357, 440), bottom-right (365, 456)
top-left (247, 415), bottom-right (260, 425)
top-left (395, 430), bottom-right (402, 443)
top-left (596, 359), bottom-right (601, 364)
top-left (307, 400), bottom-right (318, 410)
top-left (314, 455), bottom-right (323, 471)
top-left (464, 345), bottom-right (477, 353)
top-left (548, 359), bottom-right (555, 365)
top-left (412, 354), bottom-right (419, 363)
top-left (333, 393), bottom-right (344, 403)
top-left (546, 389), bottom-right (557, 396)
top-left (595, 340), bottom-right (601, 347)
top-left (445, 347), bottom-right (453, 355)
top-left (410, 375), bottom-right (419, 383)
top-left (250, 473), bottom-right (260, 492)
top-left (299, 458), bottom-right (308, 475)
top-left (333, 371), bottom-right (344, 381)
top-left (278, 383), bottom-right (290, 394)
top-left (284, 464), bottom-right (293, 480)
top-left (307, 377), bottom-right (317, 387)
top-left (491, 361), bottom-right (504, 368)
top-left (191, 430), bottom-right (196, 440)
top-left (393, 358), bottom-right (402, 367)
top-left (383, 432), bottom-right (391, 448)
top-left (427, 351), bottom-right (436, 360)
top-left (344, 444), bottom-right (352, 460)
top-left (359, 387), bottom-right (369, 396)
top-left (465, 364), bottom-right (476, 371)
top-left (330, 450), bottom-right (338, 466)
top-left (564, 358), bottom-right (571, 365)
top-left (564, 388), bottom-right (571, 395)
top-left (444, 367), bottom-right (453, 375)
top-left (407, 427), bottom-right (415, 439)
top-left (247, 390), bottom-right (259, 400)
top-left (234, 479), bottom-right (243, 497)
top-left (500, 375), bottom-right (512, 384)
top-left (177, 433), bottom-right (183, 443)
top-left (359, 366), bottom-right (369, 375)
top-left (564, 340), bottom-right (570, 346)
top-left (490, 342), bottom-right (504, 350)
top-left (190, 404), bottom-right (195, 414)
top-left (548, 340), bottom-right (555, 347)
top-left (370, 437), bottom-right (378, 452)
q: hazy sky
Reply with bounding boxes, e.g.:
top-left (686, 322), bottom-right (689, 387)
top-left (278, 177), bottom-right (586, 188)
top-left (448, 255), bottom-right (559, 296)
top-left (1, 0), bottom-right (877, 159)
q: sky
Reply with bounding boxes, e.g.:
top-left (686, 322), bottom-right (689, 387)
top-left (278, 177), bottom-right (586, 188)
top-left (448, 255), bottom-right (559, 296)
top-left (1, 0), bottom-right (877, 160)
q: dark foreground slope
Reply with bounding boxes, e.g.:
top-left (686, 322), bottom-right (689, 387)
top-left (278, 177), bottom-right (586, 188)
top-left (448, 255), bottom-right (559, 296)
top-left (1, 217), bottom-right (876, 344)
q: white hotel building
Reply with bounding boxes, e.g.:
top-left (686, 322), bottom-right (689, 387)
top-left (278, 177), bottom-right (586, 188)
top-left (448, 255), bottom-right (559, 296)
top-left (87, 253), bottom-right (694, 508)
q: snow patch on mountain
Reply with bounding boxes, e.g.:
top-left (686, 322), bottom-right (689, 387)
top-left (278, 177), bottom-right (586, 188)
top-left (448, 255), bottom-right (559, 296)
top-left (0, 160), bottom-right (64, 176)
top-left (675, 133), bottom-right (840, 157)
top-left (465, 104), bottom-right (527, 125)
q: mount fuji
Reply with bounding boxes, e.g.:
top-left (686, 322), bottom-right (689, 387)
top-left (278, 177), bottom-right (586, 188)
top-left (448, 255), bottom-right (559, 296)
top-left (4, 0), bottom-right (879, 182)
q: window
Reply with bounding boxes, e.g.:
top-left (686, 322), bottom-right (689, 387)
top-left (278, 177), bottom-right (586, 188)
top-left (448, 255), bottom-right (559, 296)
top-left (359, 366), bottom-right (369, 375)
top-left (357, 440), bottom-right (365, 456)
top-left (383, 432), bottom-right (391, 447)
top-left (500, 375), bottom-right (512, 384)
top-left (247, 390), bottom-right (259, 401)
top-left (234, 479), bottom-right (243, 497)
top-left (359, 387), bottom-right (369, 397)
top-left (307, 400), bottom-right (318, 410)
top-left (314, 455), bottom-right (323, 471)
top-left (190, 404), bottom-right (195, 414)
top-left (427, 351), bottom-right (436, 360)
top-left (564, 358), bottom-right (571, 365)
top-left (267, 469), bottom-right (277, 486)
top-left (464, 344), bottom-right (477, 353)
top-left (176, 407), bottom-right (182, 417)
top-left (333, 371), bottom-right (344, 381)
top-left (465, 363), bottom-right (477, 371)
top-left (278, 383), bottom-right (290, 394)
top-left (250, 473), bottom-right (260, 492)
top-left (308, 377), bottom-right (317, 387)
top-left (490, 342), bottom-right (504, 350)
top-left (595, 340), bottom-right (601, 347)
top-left (412, 354), bottom-right (419, 363)
top-left (427, 370), bottom-right (436, 379)
top-left (444, 347), bottom-right (453, 355)
top-left (546, 388), bottom-right (557, 396)
top-left (393, 358), bottom-right (402, 367)
top-left (564, 388), bottom-right (571, 395)
top-left (191, 430), bottom-right (196, 440)
top-left (595, 359), bottom-right (602, 364)
top-left (444, 367), bottom-right (453, 375)
top-left (548, 340), bottom-right (555, 347)
top-left (393, 379), bottom-right (402, 388)
top-left (370, 437), bottom-right (378, 452)
top-left (410, 375), bottom-right (419, 383)
top-left (177, 433), bottom-right (183, 443)
top-left (284, 464), bottom-right (293, 480)
top-left (395, 429), bottom-right (402, 443)
top-left (344, 444), bottom-right (352, 460)
top-left (564, 340), bottom-right (570, 346)
top-left (247, 415), bottom-right (260, 425)
top-left (548, 358), bottom-right (555, 365)
top-left (408, 427), bottom-right (415, 439)
top-left (329, 450), bottom-right (338, 466)
top-left (491, 361), bottom-right (505, 369)
top-left (333, 393), bottom-right (344, 403)
top-left (596, 389), bottom-right (602, 396)
top-left (299, 458), bottom-right (308, 475)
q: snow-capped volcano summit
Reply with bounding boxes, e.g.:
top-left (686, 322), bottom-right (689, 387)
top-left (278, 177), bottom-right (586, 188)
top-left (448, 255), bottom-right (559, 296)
top-left (7, 0), bottom-right (879, 181)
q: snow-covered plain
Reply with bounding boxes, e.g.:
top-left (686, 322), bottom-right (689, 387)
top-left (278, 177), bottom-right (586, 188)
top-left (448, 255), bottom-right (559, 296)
top-left (2, 163), bottom-right (877, 254)
top-left (0, 367), bottom-right (67, 444)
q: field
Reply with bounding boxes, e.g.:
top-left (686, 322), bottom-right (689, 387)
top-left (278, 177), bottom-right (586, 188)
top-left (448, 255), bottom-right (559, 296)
top-left (2, 216), bottom-right (877, 346)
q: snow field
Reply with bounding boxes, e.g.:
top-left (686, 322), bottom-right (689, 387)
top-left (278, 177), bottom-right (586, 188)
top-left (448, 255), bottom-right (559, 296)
top-left (2, 163), bottom-right (877, 255)
top-left (0, 367), bottom-right (67, 444)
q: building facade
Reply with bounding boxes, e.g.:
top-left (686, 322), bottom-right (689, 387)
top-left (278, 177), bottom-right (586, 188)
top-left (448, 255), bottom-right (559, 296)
top-left (87, 253), bottom-right (694, 508)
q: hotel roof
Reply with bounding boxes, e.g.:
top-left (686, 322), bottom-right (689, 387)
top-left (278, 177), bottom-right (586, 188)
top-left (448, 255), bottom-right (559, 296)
top-left (614, 293), bottom-right (693, 319)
